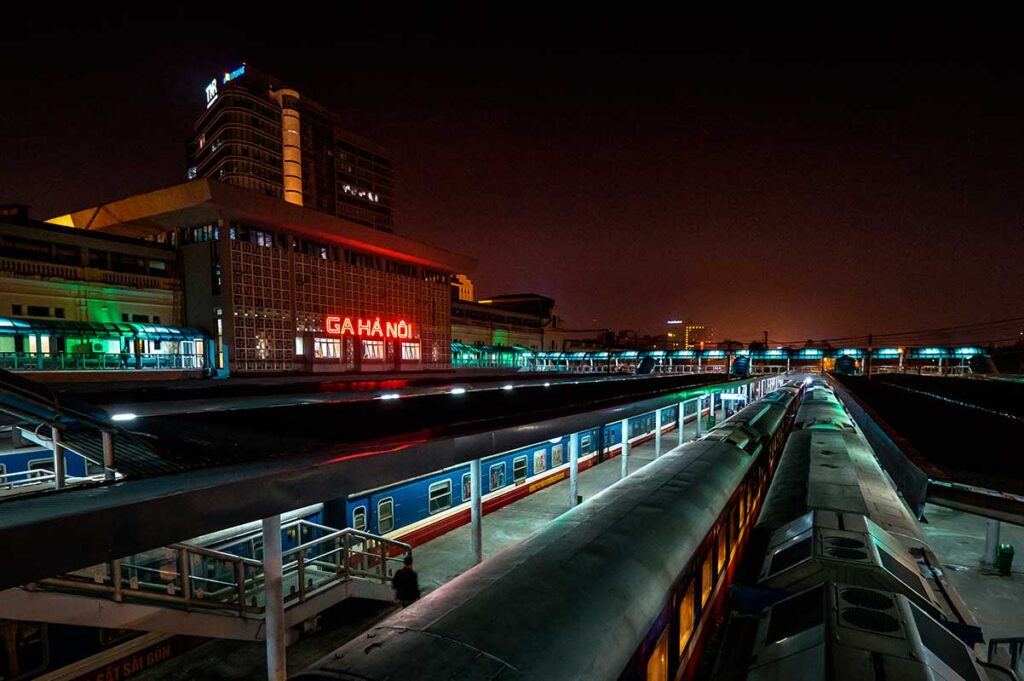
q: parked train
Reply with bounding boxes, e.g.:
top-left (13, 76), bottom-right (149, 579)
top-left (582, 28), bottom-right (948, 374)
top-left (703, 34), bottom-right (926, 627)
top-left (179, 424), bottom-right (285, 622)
top-left (709, 378), bottom-right (1010, 681)
top-left (1, 400), bottom-right (702, 680)
top-left (293, 382), bottom-right (803, 680)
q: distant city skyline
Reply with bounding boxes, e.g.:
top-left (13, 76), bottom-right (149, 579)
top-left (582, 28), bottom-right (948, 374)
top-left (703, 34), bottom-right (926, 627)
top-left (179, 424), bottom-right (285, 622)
top-left (3, 12), bottom-right (1023, 342)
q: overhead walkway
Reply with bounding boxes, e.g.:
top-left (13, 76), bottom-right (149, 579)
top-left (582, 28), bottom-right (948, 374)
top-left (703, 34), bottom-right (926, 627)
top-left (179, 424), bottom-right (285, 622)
top-left (0, 515), bottom-right (409, 641)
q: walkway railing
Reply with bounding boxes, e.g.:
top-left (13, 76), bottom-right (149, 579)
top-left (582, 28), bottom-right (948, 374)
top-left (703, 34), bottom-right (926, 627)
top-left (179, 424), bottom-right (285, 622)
top-left (0, 351), bottom-right (206, 371)
top-left (988, 637), bottom-right (1024, 674)
top-left (31, 519), bottom-right (411, 618)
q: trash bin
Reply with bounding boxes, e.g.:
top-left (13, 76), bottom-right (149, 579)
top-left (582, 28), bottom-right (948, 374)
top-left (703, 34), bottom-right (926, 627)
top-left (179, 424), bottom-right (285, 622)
top-left (998, 543), bottom-right (1015, 576)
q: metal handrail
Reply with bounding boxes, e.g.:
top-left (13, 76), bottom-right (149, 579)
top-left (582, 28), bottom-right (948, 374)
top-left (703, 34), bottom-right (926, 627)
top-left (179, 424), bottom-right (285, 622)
top-left (31, 522), bottom-right (410, 616)
top-left (989, 637), bottom-right (1024, 673)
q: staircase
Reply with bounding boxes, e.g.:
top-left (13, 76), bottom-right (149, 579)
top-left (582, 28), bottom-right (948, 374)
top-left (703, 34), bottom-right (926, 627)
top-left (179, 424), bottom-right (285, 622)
top-left (0, 518), bottom-right (410, 640)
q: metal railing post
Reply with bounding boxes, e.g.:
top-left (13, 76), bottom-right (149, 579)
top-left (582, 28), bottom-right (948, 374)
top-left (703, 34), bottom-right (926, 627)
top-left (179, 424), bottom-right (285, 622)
top-left (111, 559), bottom-right (122, 602)
top-left (297, 552), bottom-right (306, 602)
top-left (379, 542), bottom-right (388, 580)
top-left (51, 427), bottom-right (66, 490)
top-left (236, 561), bottom-right (247, 614)
top-left (102, 431), bottom-right (115, 481)
top-left (343, 533), bottom-right (351, 580)
top-left (179, 548), bottom-right (191, 610)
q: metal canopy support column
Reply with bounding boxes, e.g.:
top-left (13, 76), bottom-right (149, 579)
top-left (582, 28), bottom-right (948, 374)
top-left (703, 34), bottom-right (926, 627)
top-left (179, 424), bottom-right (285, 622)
top-left (654, 408), bottom-right (663, 458)
top-left (569, 432), bottom-right (580, 507)
top-left (620, 418), bottom-right (630, 479)
top-left (985, 519), bottom-right (1001, 565)
top-left (678, 402), bottom-right (685, 445)
top-left (470, 458), bottom-right (483, 565)
top-left (102, 431), bottom-right (115, 482)
top-left (694, 398), bottom-right (702, 438)
top-left (51, 427), bottom-right (65, 490)
top-left (262, 515), bottom-right (286, 681)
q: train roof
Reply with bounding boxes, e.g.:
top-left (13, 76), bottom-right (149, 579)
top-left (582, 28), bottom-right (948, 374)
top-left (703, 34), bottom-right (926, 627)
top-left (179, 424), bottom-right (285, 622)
top-left (297, 437), bottom-right (762, 680)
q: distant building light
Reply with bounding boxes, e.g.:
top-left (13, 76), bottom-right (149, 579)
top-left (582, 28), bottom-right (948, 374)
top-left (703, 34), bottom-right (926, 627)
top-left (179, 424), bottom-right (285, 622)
top-left (667, 320), bottom-right (683, 325)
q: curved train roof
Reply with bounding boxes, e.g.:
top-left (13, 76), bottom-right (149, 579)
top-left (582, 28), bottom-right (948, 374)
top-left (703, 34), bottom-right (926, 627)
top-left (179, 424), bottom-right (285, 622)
top-left (297, 389), bottom-right (798, 680)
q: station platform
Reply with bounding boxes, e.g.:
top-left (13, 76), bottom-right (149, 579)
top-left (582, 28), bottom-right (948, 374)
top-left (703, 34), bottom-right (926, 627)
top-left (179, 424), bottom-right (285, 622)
top-left (921, 503), bottom-right (1024, 639)
top-left (126, 408), bottom-right (711, 680)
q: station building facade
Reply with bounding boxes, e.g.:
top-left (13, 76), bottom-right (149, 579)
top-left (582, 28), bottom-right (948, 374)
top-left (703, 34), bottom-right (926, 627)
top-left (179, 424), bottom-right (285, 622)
top-left (0, 207), bottom-right (208, 374)
top-left (50, 180), bottom-right (473, 375)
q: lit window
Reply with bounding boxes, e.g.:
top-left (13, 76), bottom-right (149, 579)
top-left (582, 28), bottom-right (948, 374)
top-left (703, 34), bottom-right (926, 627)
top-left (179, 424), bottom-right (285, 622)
top-left (701, 555), bottom-right (712, 605)
top-left (489, 463), bottom-right (506, 491)
top-left (717, 528), bottom-right (727, 573)
top-left (679, 581), bottom-right (695, 655)
top-left (428, 480), bottom-right (452, 515)
top-left (646, 627), bottom-right (668, 681)
top-left (401, 342), bottom-right (421, 361)
top-left (533, 450), bottom-right (547, 474)
top-left (378, 498), bottom-right (394, 533)
top-left (363, 340), bottom-right (384, 360)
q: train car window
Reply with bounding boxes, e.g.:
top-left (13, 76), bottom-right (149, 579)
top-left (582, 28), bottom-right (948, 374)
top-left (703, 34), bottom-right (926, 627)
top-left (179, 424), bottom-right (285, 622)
top-left (0, 463), bottom-right (6, 487)
top-left (428, 481), bottom-right (452, 514)
top-left (513, 456), bottom-right (528, 483)
top-left (730, 507), bottom-right (740, 557)
top-left (378, 498), bottom-right (394, 533)
top-left (551, 444), bottom-right (564, 467)
top-left (646, 627), bottom-right (669, 681)
top-left (462, 473), bottom-right (471, 502)
top-left (0, 621), bottom-right (48, 678)
top-left (717, 527), bottom-right (727, 574)
top-left (678, 581), bottom-right (695, 655)
top-left (27, 458), bottom-right (53, 479)
top-left (352, 506), bottom-right (367, 532)
top-left (489, 462), bottom-right (506, 491)
top-left (580, 435), bottom-right (592, 453)
top-left (533, 449), bottom-right (547, 474)
top-left (738, 489), bottom-right (747, 527)
top-left (701, 555), bottom-right (713, 605)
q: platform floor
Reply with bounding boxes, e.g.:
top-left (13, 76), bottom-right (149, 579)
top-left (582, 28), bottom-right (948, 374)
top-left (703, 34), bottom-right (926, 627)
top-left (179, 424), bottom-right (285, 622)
top-left (131, 411), bottom-right (714, 679)
top-left (920, 502), bottom-right (1024, 661)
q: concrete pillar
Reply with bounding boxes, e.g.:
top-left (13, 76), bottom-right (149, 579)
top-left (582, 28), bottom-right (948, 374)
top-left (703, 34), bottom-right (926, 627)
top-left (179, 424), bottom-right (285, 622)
top-left (262, 515), bottom-right (286, 681)
top-left (51, 427), bottom-right (65, 490)
top-left (678, 402), bottom-right (685, 445)
top-left (985, 519), bottom-right (1001, 565)
top-left (569, 432), bottom-right (580, 507)
top-left (620, 418), bottom-right (630, 479)
top-left (655, 408), bottom-right (663, 457)
top-left (470, 458), bottom-right (483, 564)
top-left (102, 431), bottom-right (115, 481)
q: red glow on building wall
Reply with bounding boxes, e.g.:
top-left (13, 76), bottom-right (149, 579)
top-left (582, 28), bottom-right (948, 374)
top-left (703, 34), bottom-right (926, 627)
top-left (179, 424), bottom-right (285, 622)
top-left (324, 316), bottom-right (415, 339)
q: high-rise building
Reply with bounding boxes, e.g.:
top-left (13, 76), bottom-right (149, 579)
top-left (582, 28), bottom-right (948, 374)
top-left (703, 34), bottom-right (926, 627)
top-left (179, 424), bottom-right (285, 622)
top-left (684, 323), bottom-right (713, 350)
top-left (188, 64), bottom-right (394, 232)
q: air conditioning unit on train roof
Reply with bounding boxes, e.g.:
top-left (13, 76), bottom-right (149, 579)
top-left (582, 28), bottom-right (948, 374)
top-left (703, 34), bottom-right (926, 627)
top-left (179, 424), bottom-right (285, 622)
top-left (756, 510), bottom-right (947, 622)
top-left (747, 583), bottom-right (987, 681)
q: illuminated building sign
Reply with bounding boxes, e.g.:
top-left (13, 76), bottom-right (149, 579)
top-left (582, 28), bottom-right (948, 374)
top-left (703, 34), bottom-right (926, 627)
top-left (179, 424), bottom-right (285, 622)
top-left (324, 316), bottom-right (414, 339)
top-left (342, 184), bottom-right (380, 203)
top-left (223, 65), bottom-right (246, 84)
top-left (205, 79), bottom-right (218, 108)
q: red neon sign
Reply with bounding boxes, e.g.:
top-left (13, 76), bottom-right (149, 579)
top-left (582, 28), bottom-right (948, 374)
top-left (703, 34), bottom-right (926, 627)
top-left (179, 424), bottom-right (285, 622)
top-left (324, 316), bottom-right (414, 339)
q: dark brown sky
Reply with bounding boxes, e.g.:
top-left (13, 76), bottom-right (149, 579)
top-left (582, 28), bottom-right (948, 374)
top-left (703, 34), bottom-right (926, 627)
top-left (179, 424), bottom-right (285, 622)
top-left (2, 11), bottom-right (1022, 343)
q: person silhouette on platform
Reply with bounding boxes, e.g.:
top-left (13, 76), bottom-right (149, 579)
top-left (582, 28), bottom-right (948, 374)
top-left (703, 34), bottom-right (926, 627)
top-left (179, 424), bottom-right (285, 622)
top-left (392, 554), bottom-right (420, 607)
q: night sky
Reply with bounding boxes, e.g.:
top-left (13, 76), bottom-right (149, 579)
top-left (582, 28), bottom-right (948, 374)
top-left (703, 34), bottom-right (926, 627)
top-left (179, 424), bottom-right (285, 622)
top-left (3, 12), bottom-right (1022, 344)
